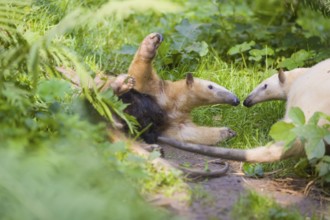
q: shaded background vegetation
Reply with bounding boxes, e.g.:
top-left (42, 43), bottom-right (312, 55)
top-left (1, 0), bottom-right (330, 219)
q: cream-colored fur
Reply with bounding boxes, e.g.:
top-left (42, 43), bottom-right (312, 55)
top-left (243, 68), bottom-right (309, 107)
top-left (159, 59), bottom-right (330, 162)
top-left (128, 33), bottom-right (240, 145)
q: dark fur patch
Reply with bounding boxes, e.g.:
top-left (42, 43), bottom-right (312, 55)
top-left (186, 73), bottom-right (194, 88)
top-left (119, 89), bottom-right (167, 144)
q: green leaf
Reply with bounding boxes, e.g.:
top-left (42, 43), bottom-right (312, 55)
top-left (308, 111), bottom-right (330, 125)
top-left (175, 19), bottom-right (201, 40)
top-left (227, 41), bottom-right (255, 55)
top-left (308, 112), bottom-right (323, 125)
top-left (37, 79), bottom-right (72, 103)
top-left (269, 121), bottom-right (296, 148)
top-left (288, 107), bottom-right (305, 126)
top-left (2, 83), bottom-right (29, 109)
top-left (324, 134), bottom-right (330, 144)
top-left (269, 121), bottom-right (294, 141)
top-left (248, 47), bottom-right (274, 61)
top-left (278, 49), bottom-right (314, 70)
top-left (305, 138), bottom-right (325, 160)
top-left (293, 158), bottom-right (310, 177)
top-left (242, 163), bottom-right (264, 177)
top-left (185, 41), bottom-right (209, 57)
top-left (49, 102), bottom-right (61, 113)
top-left (316, 156), bottom-right (330, 177)
top-left (293, 124), bottom-right (328, 143)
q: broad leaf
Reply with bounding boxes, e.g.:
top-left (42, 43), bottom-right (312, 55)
top-left (185, 41), bottom-right (209, 57)
top-left (305, 138), bottom-right (325, 160)
top-left (324, 134), bottom-right (330, 144)
top-left (242, 163), bottom-right (264, 177)
top-left (293, 124), bottom-right (328, 143)
top-left (269, 121), bottom-right (296, 148)
top-left (316, 156), bottom-right (330, 177)
top-left (175, 19), bottom-right (201, 40)
top-left (288, 107), bottom-right (305, 126)
top-left (308, 111), bottom-right (323, 125)
top-left (269, 121), bottom-right (294, 141)
top-left (278, 49), bottom-right (314, 70)
top-left (227, 41), bottom-right (255, 55)
top-left (37, 79), bottom-right (72, 103)
top-left (248, 47), bottom-right (274, 61)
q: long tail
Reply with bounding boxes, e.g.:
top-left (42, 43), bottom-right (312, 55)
top-left (158, 136), bottom-right (305, 163)
top-left (170, 161), bottom-right (229, 178)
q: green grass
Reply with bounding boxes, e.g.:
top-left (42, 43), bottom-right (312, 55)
top-left (231, 191), bottom-right (318, 220)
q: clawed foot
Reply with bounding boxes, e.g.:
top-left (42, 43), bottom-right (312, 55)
top-left (137, 33), bottom-right (163, 61)
top-left (115, 75), bottom-right (135, 95)
top-left (121, 76), bottom-right (135, 91)
top-left (219, 127), bottom-right (236, 142)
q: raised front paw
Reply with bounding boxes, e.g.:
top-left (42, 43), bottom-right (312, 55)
top-left (137, 33), bottom-right (163, 61)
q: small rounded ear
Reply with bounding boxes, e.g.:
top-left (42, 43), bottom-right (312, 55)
top-left (186, 73), bottom-right (194, 88)
top-left (278, 69), bottom-right (285, 84)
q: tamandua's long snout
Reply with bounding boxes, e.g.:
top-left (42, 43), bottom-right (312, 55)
top-left (232, 96), bottom-right (240, 106)
top-left (223, 92), bottom-right (240, 106)
top-left (243, 96), bottom-right (254, 107)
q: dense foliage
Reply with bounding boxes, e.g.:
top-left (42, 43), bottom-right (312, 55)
top-left (1, 0), bottom-right (330, 219)
top-left (270, 108), bottom-right (330, 183)
top-left (232, 191), bottom-right (318, 220)
top-left (0, 0), bottom-right (184, 219)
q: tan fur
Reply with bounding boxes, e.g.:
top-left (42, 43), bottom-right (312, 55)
top-left (159, 59), bottom-right (330, 162)
top-left (128, 33), bottom-right (239, 145)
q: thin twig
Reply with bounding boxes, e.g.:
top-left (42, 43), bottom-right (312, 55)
top-left (304, 178), bottom-right (317, 196)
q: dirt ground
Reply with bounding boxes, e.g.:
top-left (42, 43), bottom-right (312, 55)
top-left (161, 144), bottom-right (330, 220)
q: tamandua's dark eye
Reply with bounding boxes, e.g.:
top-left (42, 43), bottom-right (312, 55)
top-left (263, 84), bottom-right (268, 89)
top-left (208, 85), bottom-right (213, 90)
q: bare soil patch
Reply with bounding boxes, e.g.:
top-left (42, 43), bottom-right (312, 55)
top-left (161, 144), bottom-right (330, 220)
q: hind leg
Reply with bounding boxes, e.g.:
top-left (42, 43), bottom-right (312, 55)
top-left (128, 33), bottom-right (163, 94)
top-left (163, 123), bottom-right (236, 145)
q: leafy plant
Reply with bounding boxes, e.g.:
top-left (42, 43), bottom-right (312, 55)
top-left (278, 49), bottom-right (315, 70)
top-left (232, 191), bottom-right (315, 220)
top-left (242, 163), bottom-right (264, 178)
top-left (0, 142), bottom-right (174, 220)
top-left (0, 0), bottom-right (187, 219)
top-left (227, 41), bottom-right (256, 68)
top-left (302, 0), bottom-right (330, 17)
top-left (270, 107), bottom-right (330, 182)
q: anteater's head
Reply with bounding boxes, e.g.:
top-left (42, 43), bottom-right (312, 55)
top-left (243, 70), bottom-right (287, 107)
top-left (185, 73), bottom-right (240, 107)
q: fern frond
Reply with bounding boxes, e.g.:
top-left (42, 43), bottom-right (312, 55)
top-left (0, 0), bottom-right (140, 134)
top-left (302, 0), bottom-right (330, 17)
